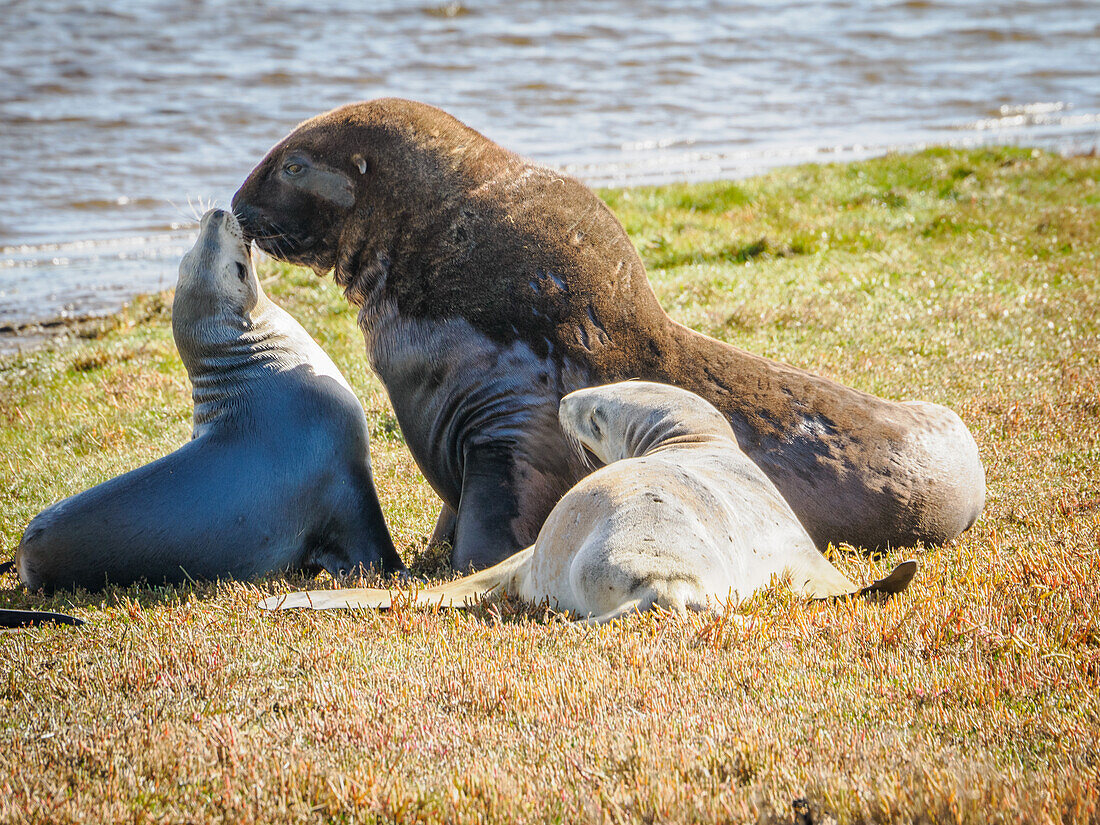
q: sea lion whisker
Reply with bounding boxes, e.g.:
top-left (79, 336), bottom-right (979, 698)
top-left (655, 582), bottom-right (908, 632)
top-left (167, 197), bottom-right (204, 226)
top-left (258, 213), bottom-right (296, 237)
top-left (186, 194), bottom-right (208, 223)
top-left (246, 229), bottom-right (288, 243)
top-left (255, 215), bottom-right (288, 237)
top-left (200, 196), bottom-right (222, 218)
top-left (563, 428), bottom-right (596, 471)
top-left (246, 216), bottom-right (298, 258)
top-left (270, 236), bottom-right (291, 260)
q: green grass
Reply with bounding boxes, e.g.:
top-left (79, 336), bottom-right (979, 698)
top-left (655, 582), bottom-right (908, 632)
top-left (2, 146), bottom-right (1098, 823)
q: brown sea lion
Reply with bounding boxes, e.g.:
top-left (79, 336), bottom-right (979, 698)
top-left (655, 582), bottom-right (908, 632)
top-left (260, 382), bottom-right (918, 624)
top-left (232, 98), bottom-right (985, 570)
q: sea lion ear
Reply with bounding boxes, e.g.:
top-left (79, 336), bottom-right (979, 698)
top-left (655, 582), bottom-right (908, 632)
top-left (352, 154), bottom-right (368, 175)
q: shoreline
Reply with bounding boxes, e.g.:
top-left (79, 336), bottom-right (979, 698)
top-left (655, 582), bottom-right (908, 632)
top-left (0, 310), bottom-right (140, 359)
top-left (3, 138), bottom-right (1096, 358)
top-left (0, 314), bottom-right (109, 355)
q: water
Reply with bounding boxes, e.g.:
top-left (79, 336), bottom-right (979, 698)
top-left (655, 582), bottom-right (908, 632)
top-left (2, 0), bottom-right (1098, 328)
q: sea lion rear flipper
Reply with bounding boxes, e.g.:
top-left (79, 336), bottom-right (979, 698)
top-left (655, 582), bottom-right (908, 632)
top-left (259, 551), bottom-right (530, 614)
top-left (259, 587), bottom-right (399, 611)
top-left (258, 585), bottom-right (486, 612)
top-left (0, 608), bottom-right (85, 629)
top-left (858, 559), bottom-right (918, 602)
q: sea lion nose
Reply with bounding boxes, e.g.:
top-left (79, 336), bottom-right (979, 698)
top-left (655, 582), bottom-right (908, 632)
top-left (198, 208), bottom-right (227, 229)
top-left (230, 201), bottom-right (259, 242)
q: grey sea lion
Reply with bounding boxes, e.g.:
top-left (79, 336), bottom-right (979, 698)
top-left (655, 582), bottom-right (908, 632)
top-left (232, 98), bottom-right (985, 571)
top-left (260, 382), bottom-right (917, 623)
top-left (14, 209), bottom-right (403, 592)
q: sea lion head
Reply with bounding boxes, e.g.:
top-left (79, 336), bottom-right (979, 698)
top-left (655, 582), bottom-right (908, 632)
top-left (231, 98), bottom-right (508, 282)
top-left (559, 381), bottom-right (736, 464)
top-left (232, 99), bottom-right (659, 364)
top-left (173, 208), bottom-right (261, 358)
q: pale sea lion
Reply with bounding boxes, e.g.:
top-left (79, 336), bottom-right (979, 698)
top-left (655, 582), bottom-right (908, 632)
top-left (261, 382), bottom-right (917, 623)
top-left (13, 209), bottom-right (403, 592)
top-left (232, 98), bottom-right (985, 570)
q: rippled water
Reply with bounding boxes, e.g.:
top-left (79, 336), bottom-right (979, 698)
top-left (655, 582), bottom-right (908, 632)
top-left (2, 0), bottom-right (1098, 327)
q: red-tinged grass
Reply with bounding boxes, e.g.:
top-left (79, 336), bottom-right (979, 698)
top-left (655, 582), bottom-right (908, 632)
top-left (1, 146), bottom-right (1098, 823)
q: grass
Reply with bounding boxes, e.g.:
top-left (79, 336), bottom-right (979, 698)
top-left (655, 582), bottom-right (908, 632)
top-left (1, 146), bottom-right (1098, 823)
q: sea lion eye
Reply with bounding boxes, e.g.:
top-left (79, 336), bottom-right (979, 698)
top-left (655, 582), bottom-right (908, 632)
top-left (589, 411), bottom-right (602, 437)
top-left (283, 161), bottom-right (305, 176)
top-left (235, 262), bottom-right (247, 281)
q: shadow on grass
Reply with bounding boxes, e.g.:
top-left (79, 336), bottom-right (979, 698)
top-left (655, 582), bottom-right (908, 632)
top-left (1, 577), bottom-right (222, 615)
top-left (645, 234), bottom-right (818, 271)
top-left (0, 563), bottom-right (359, 617)
top-left (0, 541), bottom-right (494, 622)
top-left (1, 537), bottom-right (905, 628)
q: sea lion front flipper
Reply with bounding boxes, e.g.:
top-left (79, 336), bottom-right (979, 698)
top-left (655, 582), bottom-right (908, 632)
top-left (0, 608), bottom-right (85, 629)
top-left (858, 559), bottom-right (918, 602)
top-left (452, 445), bottom-right (528, 571)
top-left (574, 599), bottom-right (647, 626)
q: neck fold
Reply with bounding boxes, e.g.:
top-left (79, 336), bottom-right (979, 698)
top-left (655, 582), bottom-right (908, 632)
top-left (178, 307), bottom-right (298, 435)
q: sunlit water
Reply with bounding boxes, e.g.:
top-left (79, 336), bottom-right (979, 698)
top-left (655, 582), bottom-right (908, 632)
top-left (2, 0), bottom-right (1097, 328)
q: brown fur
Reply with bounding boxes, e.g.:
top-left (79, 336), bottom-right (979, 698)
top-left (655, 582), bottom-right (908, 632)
top-left (233, 98), bottom-right (985, 559)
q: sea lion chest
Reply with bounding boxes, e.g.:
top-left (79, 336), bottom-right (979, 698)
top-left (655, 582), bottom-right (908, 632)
top-left (360, 299), bottom-right (591, 507)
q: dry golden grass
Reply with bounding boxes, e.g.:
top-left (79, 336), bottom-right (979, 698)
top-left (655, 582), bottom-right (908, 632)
top-left (1, 147), bottom-right (1098, 823)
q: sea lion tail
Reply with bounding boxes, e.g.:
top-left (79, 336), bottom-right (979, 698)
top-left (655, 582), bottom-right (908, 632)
top-left (259, 548), bottom-right (534, 613)
top-left (856, 559), bottom-right (918, 602)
